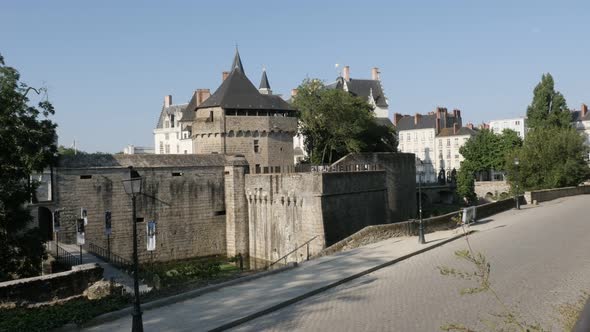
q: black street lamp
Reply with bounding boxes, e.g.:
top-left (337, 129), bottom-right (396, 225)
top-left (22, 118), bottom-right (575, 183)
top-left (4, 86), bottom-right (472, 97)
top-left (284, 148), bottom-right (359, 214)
top-left (417, 159), bottom-right (425, 244)
top-left (122, 166), bottom-right (143, 332)
top-left (513, 157), bottom-right (520, 210)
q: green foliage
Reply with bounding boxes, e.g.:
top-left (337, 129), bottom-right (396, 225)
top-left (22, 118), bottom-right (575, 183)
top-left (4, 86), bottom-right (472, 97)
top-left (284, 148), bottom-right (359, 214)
top-left (505, 127), bottom-right (590, 191)
top-left (293, 78), bottom-right (397, 164)
top-left (140, 256), bottom-right (239, 288)
top-left (526, 73), bottom-right (571, 130)
top-left (0, 294), bottom-right (130, 332)
top-left (459, 129), bottom-right (523, 174)
top-left (456, 166), bottom-right (477, 205)
top-left (0, 53), bottom-right (57, 281)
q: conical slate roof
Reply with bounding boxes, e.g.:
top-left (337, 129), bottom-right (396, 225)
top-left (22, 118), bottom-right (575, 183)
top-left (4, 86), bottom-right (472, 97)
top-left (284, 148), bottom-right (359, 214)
top-left (259, 69), bottom-right (271, 90)
top-left (197, 66), bottom-right (293, 111)
top-left (231, 47), bottom-right (245, 73)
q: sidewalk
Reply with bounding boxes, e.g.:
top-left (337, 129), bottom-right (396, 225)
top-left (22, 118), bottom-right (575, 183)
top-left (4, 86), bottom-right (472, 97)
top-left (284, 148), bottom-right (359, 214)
top-left (81, 207), bottom-right (530, 332)
top-left (57, 243), bottom-right (151, 294)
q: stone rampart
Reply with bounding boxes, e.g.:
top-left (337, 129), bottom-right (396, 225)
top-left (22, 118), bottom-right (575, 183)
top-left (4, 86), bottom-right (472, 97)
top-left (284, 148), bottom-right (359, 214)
top-left (245, 170), bottom-right (388, 265)
top-left (0, 263), bottom-right (103, 303)
top-left (319, 197), bottom-right (520, 256)
top-left (525, 185), bottom-right (590, 204)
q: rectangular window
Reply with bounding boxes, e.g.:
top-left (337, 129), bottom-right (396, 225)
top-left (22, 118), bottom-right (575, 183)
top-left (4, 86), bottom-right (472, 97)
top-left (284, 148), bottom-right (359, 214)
top-left (454, 138), bottom-right (459, 146)
top-left (170, 114), bottom-right (175, 128)
top-left (446, 139), bottom-right (450, 147)
top-left (455, 154), bottom-right (460, 159)
top-left (172, 172), bottom-right (183, 176)
top-left (447, 151), bottom-right (451, 158)
top-left (159, 141), bottom-right (164, 154)
top-left (438, 140), bottom-right (442, 147)
top-left (253, 139), bottom-right (260, 153)
top-left (209, 111), bottom-right (214, 122)
top-left (406, 133), bottom-right (410, 141)
top-left (176, 145), bottom-right (179, 153)
top-left (164, 121), bottom-right (169, 128)
top-left (421, 133), bottom-right (425, 141)
top-left (255, 164), bottom-right (261, 173)
top-left (165, 144), bottom-right (170, 154)
top-left (165, 133), bottom-right (169, 140)
top-left (80, 175), bottom-right (92, 179)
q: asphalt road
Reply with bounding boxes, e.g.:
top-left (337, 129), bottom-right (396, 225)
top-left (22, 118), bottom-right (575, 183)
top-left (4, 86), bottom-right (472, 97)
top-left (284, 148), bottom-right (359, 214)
top-left (231, 195), bottom-right (590, 332)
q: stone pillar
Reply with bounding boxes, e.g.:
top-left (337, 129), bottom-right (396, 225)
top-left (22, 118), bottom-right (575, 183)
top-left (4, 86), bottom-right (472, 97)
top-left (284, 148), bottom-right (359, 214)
top-left (224, 164), bottom-right (249, 257)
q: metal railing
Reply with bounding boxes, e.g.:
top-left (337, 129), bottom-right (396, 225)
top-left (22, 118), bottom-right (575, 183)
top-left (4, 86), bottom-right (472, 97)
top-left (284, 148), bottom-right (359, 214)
top-left (54, 243), bottom-right (81, 268)
top-left (268, 236), bottom-right (318, 269)
top-left (86, 242), bottom-right (132, 270)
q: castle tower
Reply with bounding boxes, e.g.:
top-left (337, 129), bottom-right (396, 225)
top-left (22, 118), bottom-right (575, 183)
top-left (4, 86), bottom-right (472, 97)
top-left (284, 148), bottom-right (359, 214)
top-left (189, 49), bottom-right (297, 173)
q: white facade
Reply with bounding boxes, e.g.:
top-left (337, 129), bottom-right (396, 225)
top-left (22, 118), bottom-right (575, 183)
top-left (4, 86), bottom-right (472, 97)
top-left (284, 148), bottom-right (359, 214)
top-left (123, 145), bottom-right (154, 155)
top-left (434, 133), bottom-right (472, 173)
top-left (489, 117), bottom-right (527, 138)
top-left (398, 128), bottom-right (437, 183)
top-left (154, 98), bottom-right (193, 155)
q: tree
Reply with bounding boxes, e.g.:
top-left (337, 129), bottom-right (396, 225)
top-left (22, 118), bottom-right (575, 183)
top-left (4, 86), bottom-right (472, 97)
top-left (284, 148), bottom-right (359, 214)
top-left (526, 73), bottom-right (570, 130)
top-left (293, 78), bottom-right (397, 164)
top-left (0, 54), bottom-right (57, 280)
top-left (456, 164), bottom-right (477, 205)
top-left (505, 127), bottom-right (589, 191)
top-left (459, 129), bottom-right (523, 178)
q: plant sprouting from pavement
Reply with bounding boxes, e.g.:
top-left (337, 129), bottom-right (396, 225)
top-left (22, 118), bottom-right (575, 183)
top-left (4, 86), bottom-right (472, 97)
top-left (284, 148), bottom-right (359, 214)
top-left (437, 224), bottom-right (549, 332)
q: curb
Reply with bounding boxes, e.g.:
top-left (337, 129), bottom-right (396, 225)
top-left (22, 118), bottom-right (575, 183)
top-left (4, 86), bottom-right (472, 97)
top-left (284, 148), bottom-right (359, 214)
top-left (76, 263), bottom-right (298, 330)
top-left (209, 230), bottom-right (476, 332)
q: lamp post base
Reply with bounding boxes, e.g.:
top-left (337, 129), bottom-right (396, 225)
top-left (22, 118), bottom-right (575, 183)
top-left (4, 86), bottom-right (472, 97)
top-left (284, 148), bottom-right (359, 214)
top-left (418, 225), bottom-right (426, 244)
top-left (132, 311), bottom-right (143, 332)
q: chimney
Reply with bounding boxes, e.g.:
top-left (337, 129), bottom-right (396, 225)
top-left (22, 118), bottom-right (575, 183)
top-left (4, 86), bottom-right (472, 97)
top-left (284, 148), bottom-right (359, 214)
top-left (393, 113), bottom-right (403, 126)
top-left (164, 95), bottom-right (172, 108)
top-left (195, 89), bottom-right (211, 106)
top-left (371, 67), bottom-right (380, 81)
top-left (453, 123), bottom-right (459, 135)
top-left (343, 66), bottom-right (350, 81)
top-left (466, 123), bottom-right (474, 130)
top-left (222, 71), bottom-right (230, 81)
top-left (291, 89), bottom-right (298, 97)
top-left (453, 109), bottom-right (461, 119)
top-left (582, 103), bottom-right (588, 117)
top-left (435, 118), bottom-right (441, 134)
top-left (414, 113), bottom-right (422, 125)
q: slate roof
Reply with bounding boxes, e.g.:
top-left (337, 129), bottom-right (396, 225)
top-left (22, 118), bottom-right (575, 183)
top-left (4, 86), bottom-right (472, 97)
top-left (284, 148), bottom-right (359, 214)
top-left (436, 127), bottom-right (478, 137)
top-left (197, 65), bottom-right (294, 111)
top-left (374, 117), bottom-right (394, 128)
top-left (571, 110), bottom-right (590, 122)
top-left (325, 77), bottom-right (388, 108)
top-left (58, 154), bottom-right (248, 169)
top-left (259, 69), bottom-right (271, 90)
top-left (231, 48), bottom-right (245, 74)
top-left (395, 114), bottom-right (438, 131)
top-left (156, 103), bottom-right (189, 128)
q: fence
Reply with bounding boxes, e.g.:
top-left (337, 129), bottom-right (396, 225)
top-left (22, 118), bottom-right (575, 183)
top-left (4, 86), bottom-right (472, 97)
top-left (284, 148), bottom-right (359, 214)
top-left (46, 241), bottom-right (81, 268)
top-left (86, 241), bottom-right (132, 270)
top-left (252, 163), bottom-right (384, 174)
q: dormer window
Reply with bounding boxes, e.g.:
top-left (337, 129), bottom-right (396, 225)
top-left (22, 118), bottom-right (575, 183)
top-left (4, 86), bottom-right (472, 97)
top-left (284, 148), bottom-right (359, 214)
top-left (170, 114), bottom-right (175, 128)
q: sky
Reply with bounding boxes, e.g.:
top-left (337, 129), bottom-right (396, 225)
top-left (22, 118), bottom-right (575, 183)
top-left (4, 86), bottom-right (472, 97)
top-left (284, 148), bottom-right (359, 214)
top-left (1, 0), bottom-right (589, 153)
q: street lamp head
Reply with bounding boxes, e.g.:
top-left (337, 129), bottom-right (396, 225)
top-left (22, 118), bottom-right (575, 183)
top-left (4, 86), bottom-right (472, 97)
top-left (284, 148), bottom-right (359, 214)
top-left (122, 166), bottom-right (142, 195)
top-left (514, 157), bottom-right (520, 166)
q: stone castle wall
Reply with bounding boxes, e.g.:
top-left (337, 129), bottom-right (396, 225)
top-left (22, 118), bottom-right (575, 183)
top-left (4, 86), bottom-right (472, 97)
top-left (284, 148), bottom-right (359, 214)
top-left (193, 107), bottom-right (297, 170)
top-left (332, 152), bottom-right (417, 222)
top-left (245, 170), bottom-right (388, 264)
top-left (52, 154), bottom-right (245, 263)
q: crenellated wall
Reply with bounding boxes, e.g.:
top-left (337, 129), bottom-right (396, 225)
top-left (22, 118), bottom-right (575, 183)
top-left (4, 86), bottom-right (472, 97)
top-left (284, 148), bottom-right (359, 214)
top-left (245, 170), bottom-right (388, 264)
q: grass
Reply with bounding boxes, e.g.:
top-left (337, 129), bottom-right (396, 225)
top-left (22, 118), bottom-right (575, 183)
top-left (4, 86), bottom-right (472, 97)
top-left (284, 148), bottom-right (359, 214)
top-left (557, 291), bottom-right (589, 331)
top-left (0, 294), bottom-right (130, 332)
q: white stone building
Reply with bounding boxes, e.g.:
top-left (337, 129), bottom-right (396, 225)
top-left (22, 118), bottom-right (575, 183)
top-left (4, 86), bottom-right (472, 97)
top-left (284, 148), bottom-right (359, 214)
top-left (395, 107), bottom-right (475, 183)
top-left (153, 95), bottom-right (194, 154)
top-left (572, 103), bottom-right (590, 161)
top-left (489, 117), bottom-right (527, 138)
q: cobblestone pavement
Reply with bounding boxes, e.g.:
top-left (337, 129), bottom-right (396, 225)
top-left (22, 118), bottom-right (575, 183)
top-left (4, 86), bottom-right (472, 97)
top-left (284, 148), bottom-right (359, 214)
top-left (232, 195), bottom-right (590, 332)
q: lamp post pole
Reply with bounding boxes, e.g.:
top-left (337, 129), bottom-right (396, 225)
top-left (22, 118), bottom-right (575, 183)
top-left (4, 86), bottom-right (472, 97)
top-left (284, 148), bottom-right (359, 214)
top-left (514, 157), bottom-right (520, 210)
top-left (131, 192), bottom-right (143, 332)
top-left (417, 159), bottom-right (425, 244)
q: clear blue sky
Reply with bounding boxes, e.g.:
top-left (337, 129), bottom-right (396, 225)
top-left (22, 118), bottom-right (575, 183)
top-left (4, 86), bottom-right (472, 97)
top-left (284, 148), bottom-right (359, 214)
top-left (2, 1), bottom-right (589, 152)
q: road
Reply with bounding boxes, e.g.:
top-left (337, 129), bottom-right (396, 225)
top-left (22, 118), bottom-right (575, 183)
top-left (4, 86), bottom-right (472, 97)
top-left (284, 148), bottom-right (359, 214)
top-left (232, 195), bottom-right (590, 331)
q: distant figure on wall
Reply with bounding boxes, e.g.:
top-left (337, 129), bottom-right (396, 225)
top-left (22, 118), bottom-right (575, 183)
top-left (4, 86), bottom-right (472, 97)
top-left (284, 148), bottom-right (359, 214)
top-left (450, 168), bottom-right (457, 185)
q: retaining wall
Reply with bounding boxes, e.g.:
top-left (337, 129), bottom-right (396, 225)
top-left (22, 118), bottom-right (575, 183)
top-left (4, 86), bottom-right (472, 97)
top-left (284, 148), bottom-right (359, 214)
top-left (525, 185), bottom-right (590, 204)
top-left (0, 263), bottom-right (103, 303)
top-left (319, 197), bottom-right (521, 256)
